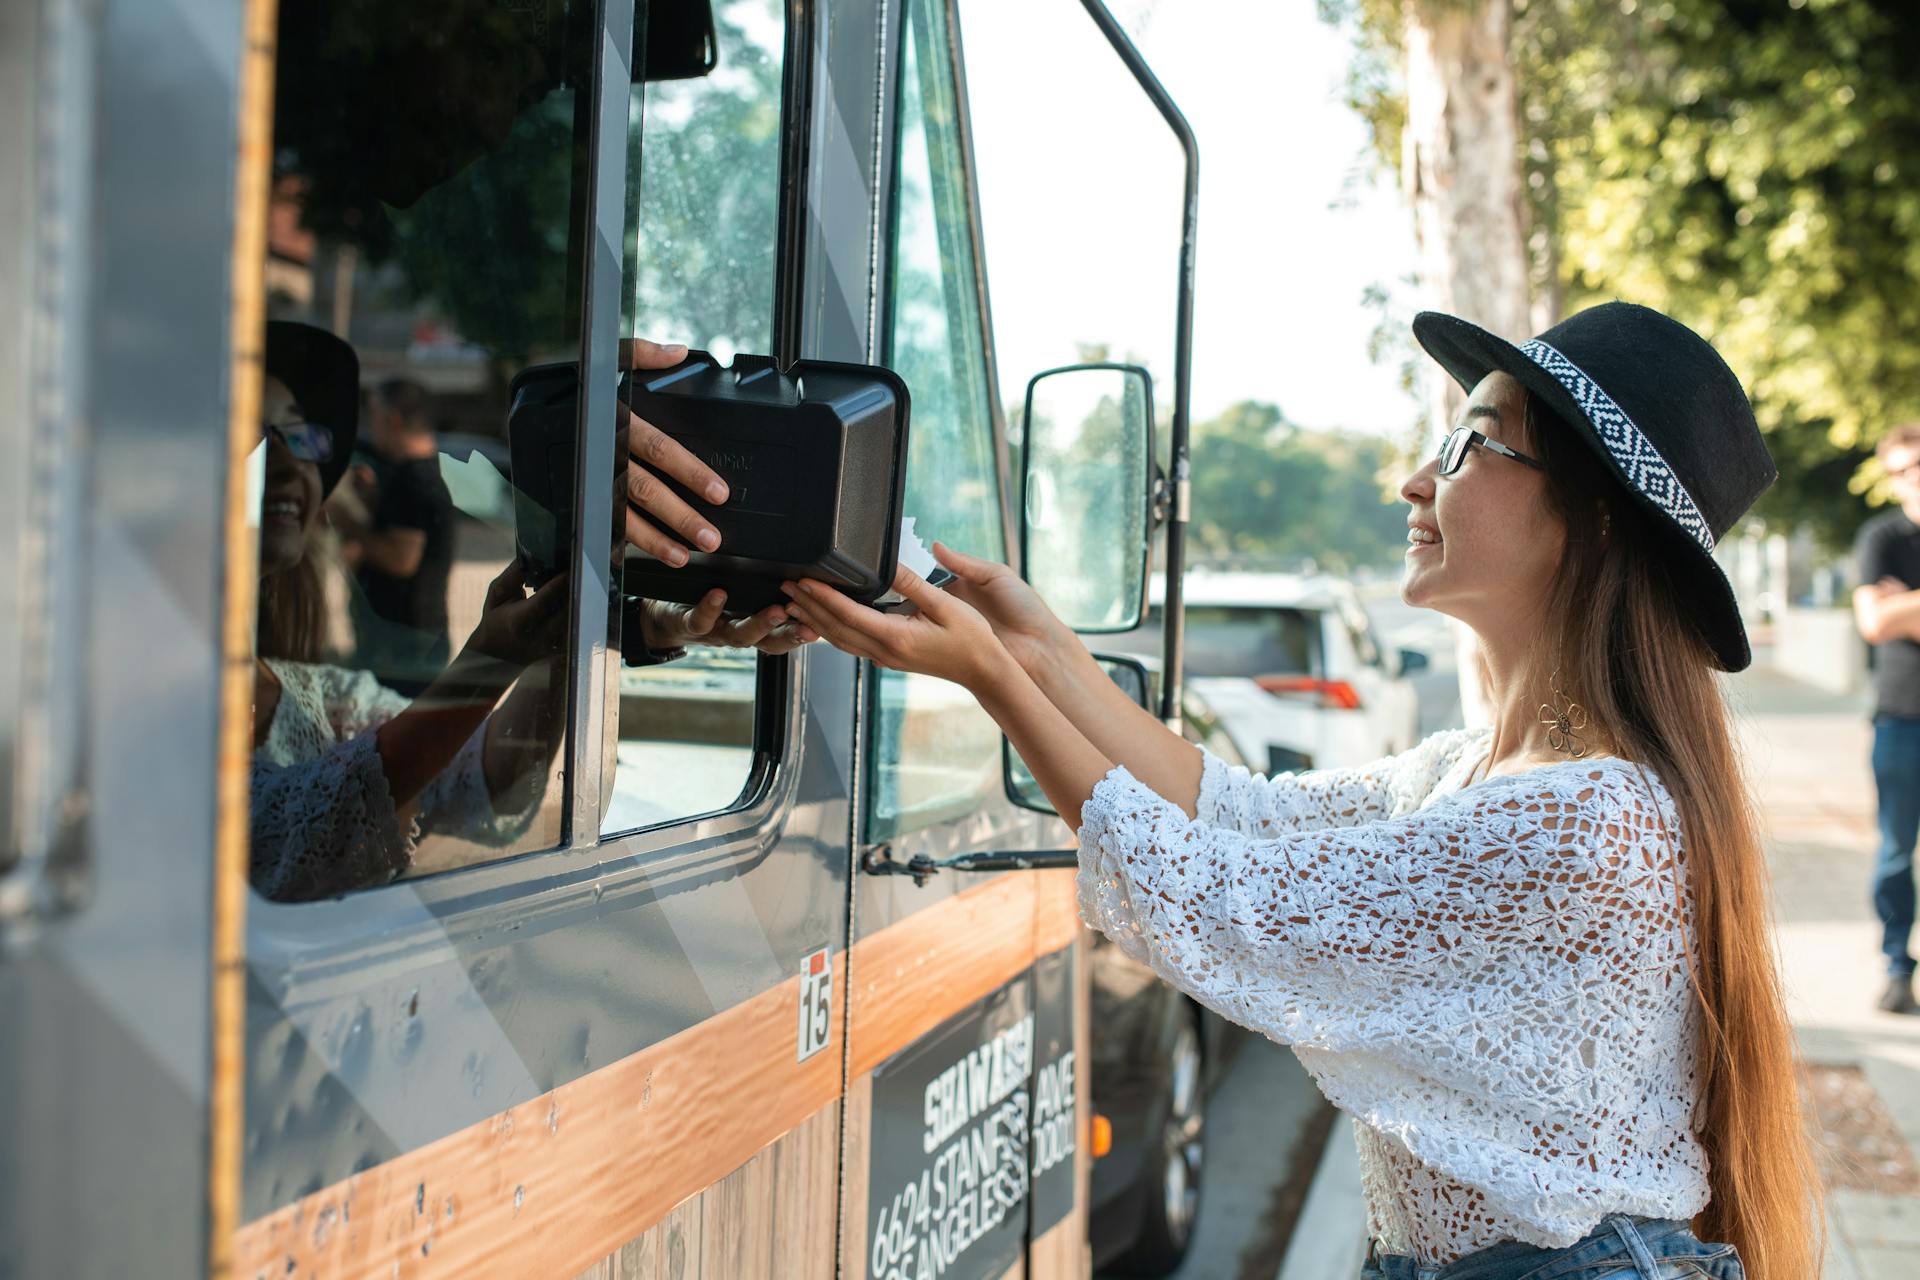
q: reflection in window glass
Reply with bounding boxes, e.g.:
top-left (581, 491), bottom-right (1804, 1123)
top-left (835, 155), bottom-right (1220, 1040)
top-left (603, 0), bottom-right (787, 837)
top-left (251, 2), bottom-right (598, 899)
top-left (627, 0), bottom-right (784, 357)
top-left (869, 0), bottom-right (1008, 841)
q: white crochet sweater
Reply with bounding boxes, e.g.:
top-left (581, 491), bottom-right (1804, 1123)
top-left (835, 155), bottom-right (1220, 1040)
top-left (1076, 728), bottom-right (1710, 1263)
top-left (250, 660), bottom-right (530, 901)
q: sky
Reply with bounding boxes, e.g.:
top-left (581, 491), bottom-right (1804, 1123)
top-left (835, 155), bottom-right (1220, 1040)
top-left (958, 0), bottom-right (1426, 436)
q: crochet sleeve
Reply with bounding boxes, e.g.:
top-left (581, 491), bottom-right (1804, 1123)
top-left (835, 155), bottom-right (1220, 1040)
top-left (1078, 758), bottom-right (1683, 1049)
top-left (412, 722), bottom-right (543, 847)
top-left (249, 730), bottom-right (412, 902)
top-left (1193, 727), bottom-right (1483, 837)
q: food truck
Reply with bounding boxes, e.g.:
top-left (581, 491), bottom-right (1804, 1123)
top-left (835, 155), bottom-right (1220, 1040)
top-left (0, 0), bottom-right (1205, 1276)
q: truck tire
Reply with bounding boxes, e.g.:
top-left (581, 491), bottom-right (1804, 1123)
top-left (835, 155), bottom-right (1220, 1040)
top-left (1109, 1015), bottom-right (1205, 1276)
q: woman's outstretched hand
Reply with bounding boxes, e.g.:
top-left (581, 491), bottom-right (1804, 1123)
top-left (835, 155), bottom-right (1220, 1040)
top-left (780, 564), bottom-right (1014, 692)
top-left (927, 542), bottom-right (1078, 675)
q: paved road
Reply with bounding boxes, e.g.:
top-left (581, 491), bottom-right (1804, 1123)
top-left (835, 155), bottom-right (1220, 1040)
top-left (1127, 1038), bottom-right (1328, 1280)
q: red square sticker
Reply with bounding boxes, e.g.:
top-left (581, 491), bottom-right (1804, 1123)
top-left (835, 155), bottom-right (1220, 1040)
top-left (809, 950), bottom-right (826, 976)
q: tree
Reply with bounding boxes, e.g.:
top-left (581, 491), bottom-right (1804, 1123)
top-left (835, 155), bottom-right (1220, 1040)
top-left (1513, 0), bottom-right (1920, 547)
top-left (1331, 0), bottom-right (1920, 549)
top-left (1187, 401), bottom-right (1411, 574)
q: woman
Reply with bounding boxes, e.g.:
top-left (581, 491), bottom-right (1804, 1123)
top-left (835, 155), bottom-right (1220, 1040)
top-left (252, 323), bottom-right (803, 902)
top-left (782, 303), bottom-right (1822, 1279)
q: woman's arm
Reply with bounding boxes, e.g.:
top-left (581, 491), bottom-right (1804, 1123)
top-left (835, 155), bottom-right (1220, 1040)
top-left (913, 544), bottom-right (1206, 810)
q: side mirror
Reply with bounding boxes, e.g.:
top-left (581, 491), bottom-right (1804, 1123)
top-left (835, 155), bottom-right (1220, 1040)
top-left (1397, 647), bottom-right (1429, 676)
top-left (1005, 655), bottom-right (1154, 815)
top-left (1019, 364), bottom-right (1156, 634)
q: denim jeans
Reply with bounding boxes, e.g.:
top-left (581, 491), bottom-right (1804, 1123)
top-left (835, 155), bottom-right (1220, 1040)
top-left (1872, 714), bottom-right (1920, 978)
top-left (1359, 1215), bottom-right (1743, 1280)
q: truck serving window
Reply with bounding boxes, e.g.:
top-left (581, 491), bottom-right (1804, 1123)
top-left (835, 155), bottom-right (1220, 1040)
top-left (249, 0), bottom-right (786, 897)
top-left (869, 0), bottom-right (1009, 839)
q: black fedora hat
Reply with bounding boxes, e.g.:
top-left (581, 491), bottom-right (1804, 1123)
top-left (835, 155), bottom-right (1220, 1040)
top-left (264, 320), bottom-right (360, 496)
top-left (1412, 301), bottom-right (1774, 672)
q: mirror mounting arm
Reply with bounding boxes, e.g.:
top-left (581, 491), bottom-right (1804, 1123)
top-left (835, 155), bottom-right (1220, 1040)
top-left (860, 845), bottom-right (1078, 888)
top-left (1150, 465), bottom-right (1173, 527)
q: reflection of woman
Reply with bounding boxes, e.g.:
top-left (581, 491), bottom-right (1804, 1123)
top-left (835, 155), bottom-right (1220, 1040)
top-left (785, 305), bottom-right (1818, 1278)
top-left (251, 322), bottom-right (565, 901)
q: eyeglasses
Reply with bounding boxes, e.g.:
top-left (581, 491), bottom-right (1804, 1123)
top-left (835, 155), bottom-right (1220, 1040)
top-left (265, 421), bottom-right (336, 464)
top-left (1435, 426), bottom-right (1544, 477)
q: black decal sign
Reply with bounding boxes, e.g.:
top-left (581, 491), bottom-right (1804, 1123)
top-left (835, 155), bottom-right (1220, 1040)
top-left (867, 977), bottom-right (1033, 1280)
top-left (1028, 946), bottom-right (1077, 1237)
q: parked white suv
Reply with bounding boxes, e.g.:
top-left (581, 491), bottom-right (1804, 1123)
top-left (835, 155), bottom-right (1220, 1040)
top-left (1112, 571), bottom-right (1425, 776)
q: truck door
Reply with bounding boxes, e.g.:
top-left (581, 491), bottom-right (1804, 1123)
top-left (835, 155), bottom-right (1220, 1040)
top-left (837, 2), bottom-right (1092, 1278)
top-left (229, 3), bottom-right (854, 1277)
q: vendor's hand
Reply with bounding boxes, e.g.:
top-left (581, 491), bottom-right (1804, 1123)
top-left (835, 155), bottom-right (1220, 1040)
top-left (641, 591), bottom-right (814, 656)
top-left (465, 561), bottom-right (569, 668)
top-left (927, 542), bottom-right (1077, 674)
top-left (780, 566), bottom-right (1012, 691)
top-left (620, 338), bottom-right (728, 567)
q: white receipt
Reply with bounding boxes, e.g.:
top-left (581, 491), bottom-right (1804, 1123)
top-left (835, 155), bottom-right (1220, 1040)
top-left (896, 516), bottom-right (939, 578)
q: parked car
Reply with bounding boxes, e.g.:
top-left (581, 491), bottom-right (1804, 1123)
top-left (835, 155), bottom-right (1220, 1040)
top-left (1110, 571), bottom-right (1426, 776)
top-left (1089, 674), bottom-right (1253, 1276)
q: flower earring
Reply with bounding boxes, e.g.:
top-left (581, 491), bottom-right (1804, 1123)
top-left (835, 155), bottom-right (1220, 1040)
top-left (1540, 669), bottom-right (1590, 759)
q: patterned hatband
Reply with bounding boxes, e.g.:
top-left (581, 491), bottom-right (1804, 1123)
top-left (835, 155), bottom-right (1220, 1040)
top-left (1520, 339), bottom-right (1715, 553)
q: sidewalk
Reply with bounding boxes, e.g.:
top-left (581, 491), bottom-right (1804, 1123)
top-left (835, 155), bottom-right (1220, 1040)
top-left (1733, 660), bottom-right (1920, 1279)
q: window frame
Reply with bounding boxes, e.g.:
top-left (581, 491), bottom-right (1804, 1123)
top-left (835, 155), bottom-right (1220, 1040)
top-left (244, 0), bottom-right (821, 950)
top-left (861, 0), bottom-right (1020, 846)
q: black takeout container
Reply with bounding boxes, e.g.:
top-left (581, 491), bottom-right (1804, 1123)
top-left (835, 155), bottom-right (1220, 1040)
top-left (619, 351), bottom-right (912, 614)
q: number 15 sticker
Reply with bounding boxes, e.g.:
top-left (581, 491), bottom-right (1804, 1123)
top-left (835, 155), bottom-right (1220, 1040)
top-left (797, 946), bottom-right (833, 1062)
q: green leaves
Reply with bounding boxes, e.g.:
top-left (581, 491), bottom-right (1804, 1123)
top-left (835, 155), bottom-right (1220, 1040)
top-left (1328, 0), bottom-right (1920, 547)
top-left (1188, 402), bottom-right (1412, 572)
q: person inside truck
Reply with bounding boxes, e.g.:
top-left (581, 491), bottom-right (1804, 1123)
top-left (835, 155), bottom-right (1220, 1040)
top-left (249, 323), bottom-right (804, 902)
top-left (782, 303), bottom-right (1820, 1280)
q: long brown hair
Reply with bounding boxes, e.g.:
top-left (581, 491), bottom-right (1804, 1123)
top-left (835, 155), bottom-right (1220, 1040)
top-left (1523, 392), bottom-right (1823, 1279)
top-left (256, 539), bottom-right (329, 663)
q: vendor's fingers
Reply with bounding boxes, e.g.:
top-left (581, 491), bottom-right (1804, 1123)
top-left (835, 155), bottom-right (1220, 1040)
top-left (684, 590), bottom-right (726, 637)
top-left (623, 506), bottom-right (695, 567)
top-left (618, 337), bottom-right (689, 371)
top-left (758, 626), bottom-right (812, 656)
top-left (623, 401), bottom-right (729, 508)
top-left (720, 606), bottom-right (784, 649)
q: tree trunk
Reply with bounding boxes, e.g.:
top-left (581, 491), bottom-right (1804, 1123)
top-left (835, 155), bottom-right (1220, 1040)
top-left (1401, 0), bottom-right (1531, 729)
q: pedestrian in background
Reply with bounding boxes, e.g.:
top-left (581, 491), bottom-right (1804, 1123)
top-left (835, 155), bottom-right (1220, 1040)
top-left (340, 377), bottom-right (456, 694)
top-left (1852, 422), bottom-right (1920, 1014)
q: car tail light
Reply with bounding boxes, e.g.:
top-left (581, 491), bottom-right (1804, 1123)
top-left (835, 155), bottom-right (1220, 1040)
top-left (1254, 674), bottom-right (1363, 710)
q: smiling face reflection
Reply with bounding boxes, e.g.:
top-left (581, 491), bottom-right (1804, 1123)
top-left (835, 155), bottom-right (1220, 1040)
top-left (1398, 372), bottom-right (1564, 634)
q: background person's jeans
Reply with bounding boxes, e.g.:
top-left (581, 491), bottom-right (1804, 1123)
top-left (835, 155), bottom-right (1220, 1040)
top-left (1872, 713), bottom-right (1920, 978)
